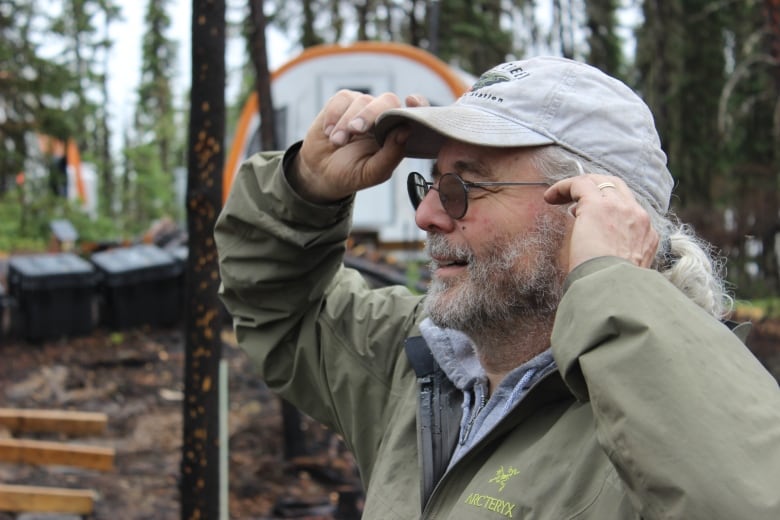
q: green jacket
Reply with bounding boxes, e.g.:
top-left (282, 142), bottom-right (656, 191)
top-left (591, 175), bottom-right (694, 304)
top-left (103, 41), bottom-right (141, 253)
top-left (215, 150), bottom-right (780, 520)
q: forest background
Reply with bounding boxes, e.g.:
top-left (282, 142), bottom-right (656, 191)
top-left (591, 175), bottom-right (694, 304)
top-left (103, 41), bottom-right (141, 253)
top-left (1, 0), bottom-right (779, 302)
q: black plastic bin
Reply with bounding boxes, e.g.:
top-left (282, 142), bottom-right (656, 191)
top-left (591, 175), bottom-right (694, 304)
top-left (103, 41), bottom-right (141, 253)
top-left (170, 245), bottom-right (188, 274)
top-left (91, 245), bottom-right (183, 329)
top-left (7, 253), bottom-right (98, 341)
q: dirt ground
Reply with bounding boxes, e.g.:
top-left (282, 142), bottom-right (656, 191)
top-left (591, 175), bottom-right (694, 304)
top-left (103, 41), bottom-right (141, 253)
top-left (0, 314), bottom-right (778, 520)
top-left (0, 326), bottom-right (362, 520)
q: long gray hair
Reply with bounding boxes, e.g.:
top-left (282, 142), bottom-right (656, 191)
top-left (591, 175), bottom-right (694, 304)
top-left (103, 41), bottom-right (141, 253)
top-left (530, 145), bottom-right (733, 319)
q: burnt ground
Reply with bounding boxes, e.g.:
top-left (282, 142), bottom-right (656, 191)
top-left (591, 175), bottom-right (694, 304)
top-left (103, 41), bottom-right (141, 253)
top-left (0, 315), bottom-right (778, 520)
top-left (0, 326), bottom-right (362, 520)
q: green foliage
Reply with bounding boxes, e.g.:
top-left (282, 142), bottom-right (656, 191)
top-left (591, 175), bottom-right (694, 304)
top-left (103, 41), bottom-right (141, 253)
top-left (637, 0), bottom-right (714, 206)
top-left (634, 0), bottom-right (780, 297)
top-left (0, 187), bottom-right (123, 253)
top-left (0, 0), bottom-right (121, 206)
top-left (2, 0), bottom-right (778, 299)
top-left (585, 0), bottom-right (624, 77)
top-left (0, 193), bottom-right (47, 253)
top-left (123, 142), bottom-right (181, 230)
top-left (46, 0), bottom-right (120, 165)
top-left (432, 0), bottom-right (513, 74)
top-left (0, 0), bottom-right (75, 190)
top-left (109, 331), bottom-right (125, 345)
top-left (736, 298), bottom-right (780, 320)
top-left (125, 0), bottom-right (182, 230)
top-left (135, 0), bottom-right (178, 173)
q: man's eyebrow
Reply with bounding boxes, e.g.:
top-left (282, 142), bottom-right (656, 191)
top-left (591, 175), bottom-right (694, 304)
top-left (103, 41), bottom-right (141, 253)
top-left (429, 163), bottom-right (442, 181)
top-left (452, 160), bottom-right (492, 179)
top-left (431, 160), bottom-right (492, 180)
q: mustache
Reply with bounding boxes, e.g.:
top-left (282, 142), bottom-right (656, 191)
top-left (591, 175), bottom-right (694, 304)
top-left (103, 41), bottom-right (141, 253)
top-left (425, 234), bottom-right (474, 268)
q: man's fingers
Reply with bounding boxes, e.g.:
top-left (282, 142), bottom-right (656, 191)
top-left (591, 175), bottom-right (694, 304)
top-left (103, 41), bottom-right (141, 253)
top-left (296, 89), bottom-right (412, 203)
top-left (544, 175), bottom-right (630, 205)
top-left (320, 91), bottom-right (425, 148)
top-left (328, 92), bottom-right (403, 147)
top-left (320, 90), bottom-right (362, 136)
top-left (543, 174), bottom-right (659, 270)
top-left (405, 93), bottom-right (430, 108)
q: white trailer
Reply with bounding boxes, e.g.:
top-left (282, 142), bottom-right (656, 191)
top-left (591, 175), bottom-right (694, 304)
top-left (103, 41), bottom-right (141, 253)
top-left (223, 41), bottom-right (473, 245)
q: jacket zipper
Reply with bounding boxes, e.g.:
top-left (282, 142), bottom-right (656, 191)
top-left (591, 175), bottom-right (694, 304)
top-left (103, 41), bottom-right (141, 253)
top-left (459, 385), bottom-right (488, 445)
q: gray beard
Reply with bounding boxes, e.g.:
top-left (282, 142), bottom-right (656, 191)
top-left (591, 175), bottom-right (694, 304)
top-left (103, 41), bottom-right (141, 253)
top-left (423, 213), bottom-right (567, 344)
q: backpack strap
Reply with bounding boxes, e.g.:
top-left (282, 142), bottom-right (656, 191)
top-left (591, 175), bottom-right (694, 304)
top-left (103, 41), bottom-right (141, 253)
top-left (405, 336), bottom-right (462, 513)
top-left (405, 335), bottom-right (435, 377)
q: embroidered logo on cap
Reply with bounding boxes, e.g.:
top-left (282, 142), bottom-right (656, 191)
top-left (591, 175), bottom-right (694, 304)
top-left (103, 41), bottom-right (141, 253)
top-left (465, 64), bottom-right (529, 104)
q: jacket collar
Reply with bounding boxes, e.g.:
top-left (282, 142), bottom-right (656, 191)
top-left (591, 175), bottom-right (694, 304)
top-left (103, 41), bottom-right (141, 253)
top-left (419, 318), bottom-right (558, 399)
top-left (419, 318), bottom-right (487, 391)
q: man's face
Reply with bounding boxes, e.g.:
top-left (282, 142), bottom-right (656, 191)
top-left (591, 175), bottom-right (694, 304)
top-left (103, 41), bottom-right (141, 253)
top-left (414, 141), bottom-right (571, 334)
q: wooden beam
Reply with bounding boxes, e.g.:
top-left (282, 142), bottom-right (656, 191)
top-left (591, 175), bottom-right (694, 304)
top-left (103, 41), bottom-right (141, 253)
top-left (0, 438), bottom-right (114, 471)
top-left (0, 484), bottom-right (95, 514)
top-left (0, 408), bottom-right (107, 436)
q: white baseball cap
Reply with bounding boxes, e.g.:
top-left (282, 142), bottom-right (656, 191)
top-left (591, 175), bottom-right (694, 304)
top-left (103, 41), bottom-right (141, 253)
top-left (375, 56), bottom-right (674, 213)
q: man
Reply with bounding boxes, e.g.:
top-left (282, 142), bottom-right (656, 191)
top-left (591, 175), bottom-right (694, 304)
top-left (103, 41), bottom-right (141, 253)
top-left (215, 56), bottom-right (780, 519)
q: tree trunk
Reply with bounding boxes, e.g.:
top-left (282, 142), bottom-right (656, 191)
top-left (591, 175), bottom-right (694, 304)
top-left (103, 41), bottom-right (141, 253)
top-left (100, 15), bottom-right (114, 216)
top-left (762, 0), bottom-right (780, 294)
top-left (248, 0), bottom-right (309, 459)
top-left (181, 0), bottom-right (225, 519)
top-left (249, 0), bottom-right (278, 151)
top-left (301, 0), bottom-right (322, 47)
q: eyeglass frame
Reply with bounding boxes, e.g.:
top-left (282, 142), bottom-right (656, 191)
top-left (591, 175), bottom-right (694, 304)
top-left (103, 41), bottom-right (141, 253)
top-left (407, 171), bottom-right (551, 220)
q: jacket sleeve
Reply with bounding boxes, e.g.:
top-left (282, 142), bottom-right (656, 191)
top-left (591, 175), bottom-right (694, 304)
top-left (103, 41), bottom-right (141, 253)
top-left (214, 149), bottom-right (425, 472)
top-left (552, 256), bottom-right (780, 520)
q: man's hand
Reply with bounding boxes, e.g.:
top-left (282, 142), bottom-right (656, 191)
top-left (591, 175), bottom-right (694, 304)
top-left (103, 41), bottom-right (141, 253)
top-left (544, 175), bottom-right (659, 271)
top-left (290, 91), bottom-right (429, 204)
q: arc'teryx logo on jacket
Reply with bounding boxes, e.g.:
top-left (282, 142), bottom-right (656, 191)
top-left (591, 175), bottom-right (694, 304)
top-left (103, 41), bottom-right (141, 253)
top-left (463, 465), bottom-right (521, 517)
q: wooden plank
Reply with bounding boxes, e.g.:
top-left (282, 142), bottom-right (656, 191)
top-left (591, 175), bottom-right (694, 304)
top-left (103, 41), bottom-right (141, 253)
top-left (0, 438), bottom-right (114, 471)
top-left (0, 483), bottom-right (95, 514)
top-left (0, 408), bottom-right (107, 436)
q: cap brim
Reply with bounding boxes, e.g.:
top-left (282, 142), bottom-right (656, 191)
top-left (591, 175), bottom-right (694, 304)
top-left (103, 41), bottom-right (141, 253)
top-left (375, 105), bottom-right (555, 158)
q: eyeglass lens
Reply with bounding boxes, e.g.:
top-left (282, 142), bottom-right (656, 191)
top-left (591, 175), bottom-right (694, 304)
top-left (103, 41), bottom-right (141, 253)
top-left (407, 172), bottom-right (428, 210)
top-left (438, 175), bottom-right (466, 219)
top-left (407, 172), bottom-right (467, 219)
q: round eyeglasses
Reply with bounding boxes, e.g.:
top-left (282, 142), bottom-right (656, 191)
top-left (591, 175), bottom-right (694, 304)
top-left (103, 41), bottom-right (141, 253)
top-left (407, 171), bottom-right (550, 220)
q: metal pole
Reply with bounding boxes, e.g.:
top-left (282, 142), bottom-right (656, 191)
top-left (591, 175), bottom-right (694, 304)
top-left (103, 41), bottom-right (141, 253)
top-left (219, 359), bottom-right (229, 520)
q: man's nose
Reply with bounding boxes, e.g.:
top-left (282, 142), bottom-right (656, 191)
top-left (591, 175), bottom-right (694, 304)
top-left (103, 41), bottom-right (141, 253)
top-left (414, 189), bottom-right (456, 233)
